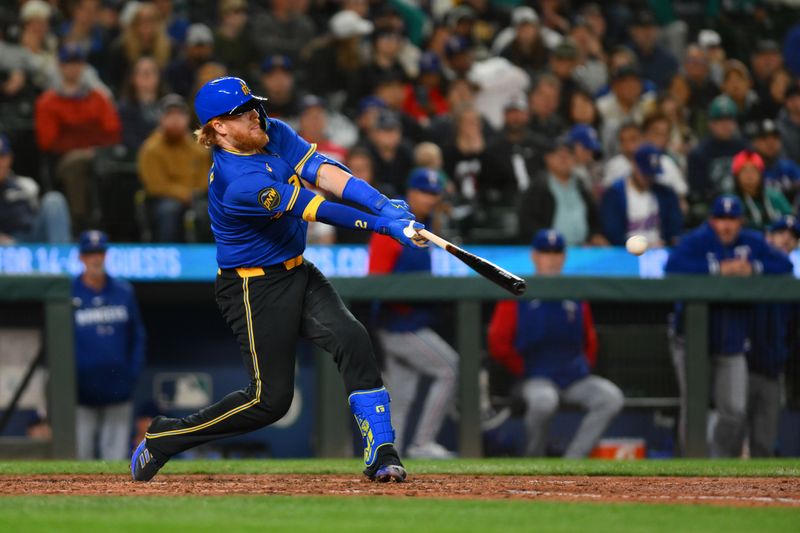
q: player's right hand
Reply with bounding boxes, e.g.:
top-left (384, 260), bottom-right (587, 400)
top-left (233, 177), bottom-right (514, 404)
top-left (379, 219), bottom-right (428, 248)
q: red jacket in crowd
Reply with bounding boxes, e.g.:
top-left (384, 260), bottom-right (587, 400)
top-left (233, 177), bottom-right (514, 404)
top-left (35, 89), bottom-right (122, 154)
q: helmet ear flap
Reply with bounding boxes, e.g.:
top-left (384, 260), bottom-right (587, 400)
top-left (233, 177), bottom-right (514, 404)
top-left (257, 103), bottom-right (268, 131)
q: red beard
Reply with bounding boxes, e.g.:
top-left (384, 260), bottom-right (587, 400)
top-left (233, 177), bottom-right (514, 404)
top-left (229, 127), bottom-right (269, 152)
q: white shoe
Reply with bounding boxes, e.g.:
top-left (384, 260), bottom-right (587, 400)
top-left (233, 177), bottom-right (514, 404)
top-left (406, 442), bottom-right (457, 459)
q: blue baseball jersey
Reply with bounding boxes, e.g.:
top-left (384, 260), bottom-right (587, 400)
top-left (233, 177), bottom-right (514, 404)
top-left (72, 275), bottom-right (146, 406)
top-left (208, 118), bottom-right (332, 268)
top-left (665, 222), bottom-right (793, 355)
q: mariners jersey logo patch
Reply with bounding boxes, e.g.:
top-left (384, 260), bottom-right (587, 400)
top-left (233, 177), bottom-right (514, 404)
top-left (258, 187), bottom-right (281, 210)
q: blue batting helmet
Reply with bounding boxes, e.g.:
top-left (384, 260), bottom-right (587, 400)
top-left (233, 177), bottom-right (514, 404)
top-left (194, 76), bottom-right (269, 128)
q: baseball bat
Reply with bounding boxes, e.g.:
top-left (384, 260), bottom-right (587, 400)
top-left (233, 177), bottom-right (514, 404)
top-left (418, 229), bottom-right (527, 296)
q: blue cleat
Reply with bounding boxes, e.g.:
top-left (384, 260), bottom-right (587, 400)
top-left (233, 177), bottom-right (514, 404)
top-left (130, 439), bottom-right (168, 482)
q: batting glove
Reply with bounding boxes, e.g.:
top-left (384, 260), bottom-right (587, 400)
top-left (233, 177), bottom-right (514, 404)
top-left (378, 219), bottom-right (428, 248)
top-left (372, 196), bottom-right (415, 221)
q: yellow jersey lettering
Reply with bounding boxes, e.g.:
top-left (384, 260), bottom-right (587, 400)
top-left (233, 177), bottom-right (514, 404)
top-left (355, 220), bottom-right (367, 229)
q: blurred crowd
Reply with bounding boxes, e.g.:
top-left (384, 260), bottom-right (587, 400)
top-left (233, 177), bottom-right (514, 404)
top-left (2, 0), bottom-right (800, 246)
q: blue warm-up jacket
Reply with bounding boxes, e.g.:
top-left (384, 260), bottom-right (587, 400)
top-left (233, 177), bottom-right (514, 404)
top-left (664, 223), bottom-right (793, 355)
top-left (748, 303), bottom-right (797, 379)
top-left (600, 179), bottom-right (684, 245)
top-left (73, 275), bottom-right (146, 405)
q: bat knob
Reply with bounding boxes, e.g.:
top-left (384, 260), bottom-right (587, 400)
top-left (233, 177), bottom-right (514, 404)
top-left (402, 220), bottom-right (417, 238)
top-left (512, 280), bottom-right (527, 295)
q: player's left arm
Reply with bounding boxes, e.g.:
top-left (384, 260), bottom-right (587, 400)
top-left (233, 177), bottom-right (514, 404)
top-left (265, 119), bottom-right (413, 220)
top-left (226, 174), bottom-right (425, 247)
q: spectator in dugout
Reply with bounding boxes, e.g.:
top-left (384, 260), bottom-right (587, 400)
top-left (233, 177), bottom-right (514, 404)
top-left (731, 150), bottom-right (792, 231)
top-left (137, 94), bottom-right (210, 242)
top-left (517, 137), bottom-right (605, 246)
top-left (73, 230), bottom-right (146, 460)
top-left (34, 42), bottom-right (121, 230)
top-left (746, 216), bottom-right (799, 457)
top-left (488, 229), bottom-right (624, 458)
top-left (600, 143), bottom-right (684, 248)
top-left (665, 195), bottom-right (793, 457)
top-left (0, 133), bottom-right (71, 244)
top-left (368, 169), bottom-right (458, 460)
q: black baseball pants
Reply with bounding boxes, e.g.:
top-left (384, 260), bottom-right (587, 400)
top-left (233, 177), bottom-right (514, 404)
top-left (145, 260), bottom-right (383, 457)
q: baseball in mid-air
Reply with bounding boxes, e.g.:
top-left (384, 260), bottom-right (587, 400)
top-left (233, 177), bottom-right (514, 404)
top-left (625, 235), bottom-right (648, 256)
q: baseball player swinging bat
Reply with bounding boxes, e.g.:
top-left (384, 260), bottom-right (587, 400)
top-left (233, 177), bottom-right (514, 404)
top-left (404, 223), bottom-right (527, 295)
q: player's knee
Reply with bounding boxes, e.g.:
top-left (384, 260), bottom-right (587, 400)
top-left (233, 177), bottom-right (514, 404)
top-left (601, 384), bottom-right (625, 415)
top-left (525, 386), bottom-right (559, 415)
top-left (253, 389), bottom-right (294, 427)
top-left (269, 391), bottom-right (294, 421)
top-left (339, 320), bottom-right (372, 355)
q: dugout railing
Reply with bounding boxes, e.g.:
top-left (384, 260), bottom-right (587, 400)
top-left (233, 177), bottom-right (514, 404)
top-left (2, 274), bottom-right (799, 459)
top-left (0, 276), bottom-right (75, 458)
top-left (323, 275), bottom-right (800, 459)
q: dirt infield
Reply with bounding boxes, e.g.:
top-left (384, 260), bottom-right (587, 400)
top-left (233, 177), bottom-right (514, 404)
top-left (2, 474), bottom-right (799, 507)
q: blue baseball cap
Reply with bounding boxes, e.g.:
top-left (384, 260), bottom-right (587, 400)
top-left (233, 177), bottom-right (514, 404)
top-left (407, 168), bottom-right (442, 194)
top-left (532, 229), bottom-right (566, 252)
top-left (79, 230), bottom-right (109, 254)
top-left (634, 143), bottom-right (663, 177)
top-left (444, 36), bottom-right (470, 57)
top-left (0, 134), bottom-right (11, 156)
top-left (769, 215), bottom-right (800, 236)
top-left (58, 42), bottom-right (88, 63)
top-left (711, 195), bottom-right (743, 218)
top-left (357, 96), bottom-right (387, 115)
top-left (419, 52), bottom-right (442, 74)
top-left (299, 94), bottom-right (326, 112)
top-left (567, 124), bottom-right (601, 153)
top-left (260, 54), bottom-right (293, 73)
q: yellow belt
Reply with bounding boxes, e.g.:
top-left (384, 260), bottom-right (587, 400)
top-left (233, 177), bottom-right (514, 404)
top-left (217, 255), bottom-right (304, 278)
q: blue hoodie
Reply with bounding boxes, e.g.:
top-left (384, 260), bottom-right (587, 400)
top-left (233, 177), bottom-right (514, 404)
top-left (600, 179), bottom-right (684, 246)
top-left (72, 275), bottom-right (146, 406)
top-left (665, 222), bottom-right (793, 355)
